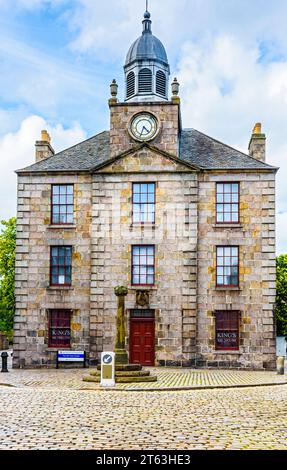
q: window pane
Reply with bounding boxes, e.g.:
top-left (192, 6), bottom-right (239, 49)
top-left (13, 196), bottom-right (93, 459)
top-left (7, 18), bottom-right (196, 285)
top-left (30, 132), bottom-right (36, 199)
top-left (133, 275), bottom-right (140, 285)
top-left (133, 184), bottom-right (140, 193)
top-left (217, 276), bottom-right (224, 285)
top-left (224, 213), bottom-right (232, 223)
top-left (53, 186), bottom-right (60, 195)
top-left (232, 247), bottom-right (238, 257)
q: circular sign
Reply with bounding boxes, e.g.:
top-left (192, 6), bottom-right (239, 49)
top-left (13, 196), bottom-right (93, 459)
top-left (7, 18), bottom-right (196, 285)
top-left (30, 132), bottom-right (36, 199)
top-left (102, 354), bottom-right (113, 364)
top-left (129, 113), bottom-right (159, 142)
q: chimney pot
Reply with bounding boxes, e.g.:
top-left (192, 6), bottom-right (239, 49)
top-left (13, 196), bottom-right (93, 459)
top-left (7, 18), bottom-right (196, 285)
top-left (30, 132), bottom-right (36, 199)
top-left (253, 123), bottom-right (262, 135)
top-left (35, 130), bottom-right (54, 162)
top-left (249, 122), bottom-right (266, 163)
top-left (41, 129), bottom-right (51, 143)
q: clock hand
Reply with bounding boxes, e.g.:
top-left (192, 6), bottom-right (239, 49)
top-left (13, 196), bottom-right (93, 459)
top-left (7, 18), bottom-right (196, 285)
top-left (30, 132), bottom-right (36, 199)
top-left (142, 126), bottom-right (149, 135)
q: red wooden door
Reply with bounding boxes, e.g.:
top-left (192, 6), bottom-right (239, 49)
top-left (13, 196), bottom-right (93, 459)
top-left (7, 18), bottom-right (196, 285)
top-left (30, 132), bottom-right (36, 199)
top-left (130, 318), bottom-right (155, 366)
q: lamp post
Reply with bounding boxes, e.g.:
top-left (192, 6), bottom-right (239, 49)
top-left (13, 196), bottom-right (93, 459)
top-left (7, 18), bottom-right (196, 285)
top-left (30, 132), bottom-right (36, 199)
top-left (114, 286), bottom-right (129, 365)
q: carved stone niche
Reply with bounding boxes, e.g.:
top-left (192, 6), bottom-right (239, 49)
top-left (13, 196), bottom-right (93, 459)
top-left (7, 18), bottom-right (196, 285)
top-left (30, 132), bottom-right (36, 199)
top-left (136, 290), bottom-right (150, 307)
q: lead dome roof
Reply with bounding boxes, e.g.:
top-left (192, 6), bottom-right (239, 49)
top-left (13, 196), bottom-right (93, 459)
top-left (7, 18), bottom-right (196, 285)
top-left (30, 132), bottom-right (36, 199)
top-left (125, 11), bottom-right (169, 67)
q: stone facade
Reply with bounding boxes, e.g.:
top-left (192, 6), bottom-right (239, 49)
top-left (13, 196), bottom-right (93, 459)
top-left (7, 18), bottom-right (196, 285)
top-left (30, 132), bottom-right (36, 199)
top-left (89, 148), bottom-right (198, 366)
top-left (12, 15), bottom-right (278, 370)
top-left (13, 139), bottom-right (277, 369)
top-left (197, 172), bottom-right (276, 370)
top-left (13, 174), bottom-right (92, 368)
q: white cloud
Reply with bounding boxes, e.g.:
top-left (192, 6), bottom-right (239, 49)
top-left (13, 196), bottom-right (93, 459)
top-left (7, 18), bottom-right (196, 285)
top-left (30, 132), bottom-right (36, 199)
top-left (0, 115), bottom-right (86, 220)
top-left (0, 35), bottom-right (96, 112)
top-left (175, 35), bottom-right (287, 254)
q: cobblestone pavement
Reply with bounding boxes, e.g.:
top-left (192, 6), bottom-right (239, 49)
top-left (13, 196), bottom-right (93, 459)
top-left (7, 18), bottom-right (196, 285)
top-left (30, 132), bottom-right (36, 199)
top-left (0, 384), bottom-right (286, 450)
top-left (0, 361), bottom-right (286, 391)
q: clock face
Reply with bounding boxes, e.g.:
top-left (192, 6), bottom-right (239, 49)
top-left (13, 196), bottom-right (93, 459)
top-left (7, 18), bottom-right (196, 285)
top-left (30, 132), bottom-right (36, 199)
top-left (129, 113), bottom-right (159, 142)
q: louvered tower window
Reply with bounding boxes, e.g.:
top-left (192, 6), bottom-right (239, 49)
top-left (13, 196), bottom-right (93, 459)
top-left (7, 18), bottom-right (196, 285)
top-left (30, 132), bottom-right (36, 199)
top-left (156, 70), bottom-right (166, 96)
top-left (138, 68), bottom-right (152, 93)
top-left (126, 71), bottom-right (135, 98)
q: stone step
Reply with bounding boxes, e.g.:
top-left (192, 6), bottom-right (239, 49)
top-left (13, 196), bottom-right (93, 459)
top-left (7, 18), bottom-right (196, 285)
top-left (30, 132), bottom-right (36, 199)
top-left (90, 370), bottom-right (151, 378)
top-left (83, 375), bottom-right (157, 384)
top-left (96, 364), bottom-right (143, 372)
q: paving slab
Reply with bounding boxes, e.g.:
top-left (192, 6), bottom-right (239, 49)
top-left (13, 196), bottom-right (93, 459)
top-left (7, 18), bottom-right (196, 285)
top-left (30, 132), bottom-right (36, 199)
top-left (0, 385), bottom-right (287, 450)
top-left (0, 365), bottom-right (286, 391)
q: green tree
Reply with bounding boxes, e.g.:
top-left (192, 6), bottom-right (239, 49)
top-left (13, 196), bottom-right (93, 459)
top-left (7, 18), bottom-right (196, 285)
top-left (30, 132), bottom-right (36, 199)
top-left (275, 254), bottom-right (287, 336)
top-left (0, 217), bottom-right (16, 339)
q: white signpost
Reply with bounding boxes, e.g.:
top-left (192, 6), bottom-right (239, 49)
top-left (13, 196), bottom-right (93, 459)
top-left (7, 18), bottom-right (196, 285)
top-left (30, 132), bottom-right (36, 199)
top-left (101, 352), bottom-right (116, 387)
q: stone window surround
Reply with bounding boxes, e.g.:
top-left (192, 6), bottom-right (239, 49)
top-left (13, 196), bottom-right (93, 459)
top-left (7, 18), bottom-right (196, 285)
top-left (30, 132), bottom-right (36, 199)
top-left (131, 244), bottom-right (155, 287)
top-left (216, 182), bottom-right (240, 224)
top-left (48, 309), bottom-right (72, 349)
top-left (47, 225), bottom-right (77, 230)
top-left (215, 311), bottom-right (240, 351)
top-left (132, 182), bottom-right (156, 224)
top-left (50, 245), bottom-right (73, 287)
top-left (216, 245), bottom-right (240, 288)
top-left (51, 183), bottom-right (74, 226)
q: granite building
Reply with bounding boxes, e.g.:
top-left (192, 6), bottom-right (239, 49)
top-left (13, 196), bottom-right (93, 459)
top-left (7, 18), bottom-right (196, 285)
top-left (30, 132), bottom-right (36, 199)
top-left (13, 10), bottom-right (278, 370)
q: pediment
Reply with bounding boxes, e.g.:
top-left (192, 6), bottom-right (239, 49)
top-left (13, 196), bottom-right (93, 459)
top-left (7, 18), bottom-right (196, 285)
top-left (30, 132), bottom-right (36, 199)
top-left (94, 144), bottom-right (199, 174)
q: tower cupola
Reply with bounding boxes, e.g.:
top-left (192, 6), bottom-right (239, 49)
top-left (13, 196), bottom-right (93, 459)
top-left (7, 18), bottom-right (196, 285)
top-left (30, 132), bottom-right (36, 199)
top-left (124, 9), bottom-right (170, 102)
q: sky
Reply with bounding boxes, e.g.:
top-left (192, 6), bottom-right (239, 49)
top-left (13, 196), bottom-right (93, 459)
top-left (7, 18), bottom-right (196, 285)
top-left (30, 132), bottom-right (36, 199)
top-left (0, 0), bottom-right (286, 253)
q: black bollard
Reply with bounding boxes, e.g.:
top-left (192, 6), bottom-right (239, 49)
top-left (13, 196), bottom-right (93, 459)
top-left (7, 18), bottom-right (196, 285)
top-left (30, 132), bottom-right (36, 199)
top-left (1, 352), bottom-right (9, 373)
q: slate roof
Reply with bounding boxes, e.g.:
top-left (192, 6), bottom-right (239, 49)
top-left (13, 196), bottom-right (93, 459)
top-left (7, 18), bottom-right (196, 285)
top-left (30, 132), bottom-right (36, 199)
top-left (17, 128), bottom-right (277, 174)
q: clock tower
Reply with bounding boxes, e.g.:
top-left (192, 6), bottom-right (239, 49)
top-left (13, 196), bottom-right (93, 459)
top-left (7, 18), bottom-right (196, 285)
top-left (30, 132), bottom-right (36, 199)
top-left (109, 8), bottom-right (181, 159)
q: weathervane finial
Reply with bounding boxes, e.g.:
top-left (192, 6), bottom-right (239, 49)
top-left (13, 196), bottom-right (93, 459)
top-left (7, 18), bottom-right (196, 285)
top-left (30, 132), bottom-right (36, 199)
top-left (142, 0), bottom-right (152, 32)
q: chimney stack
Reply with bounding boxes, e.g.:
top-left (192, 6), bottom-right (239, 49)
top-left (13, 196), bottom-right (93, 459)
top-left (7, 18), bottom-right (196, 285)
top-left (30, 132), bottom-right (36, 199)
top-left (35, 130), bottom-right (55, 162)
top-left (248, 123), bottom-right (266, 162)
